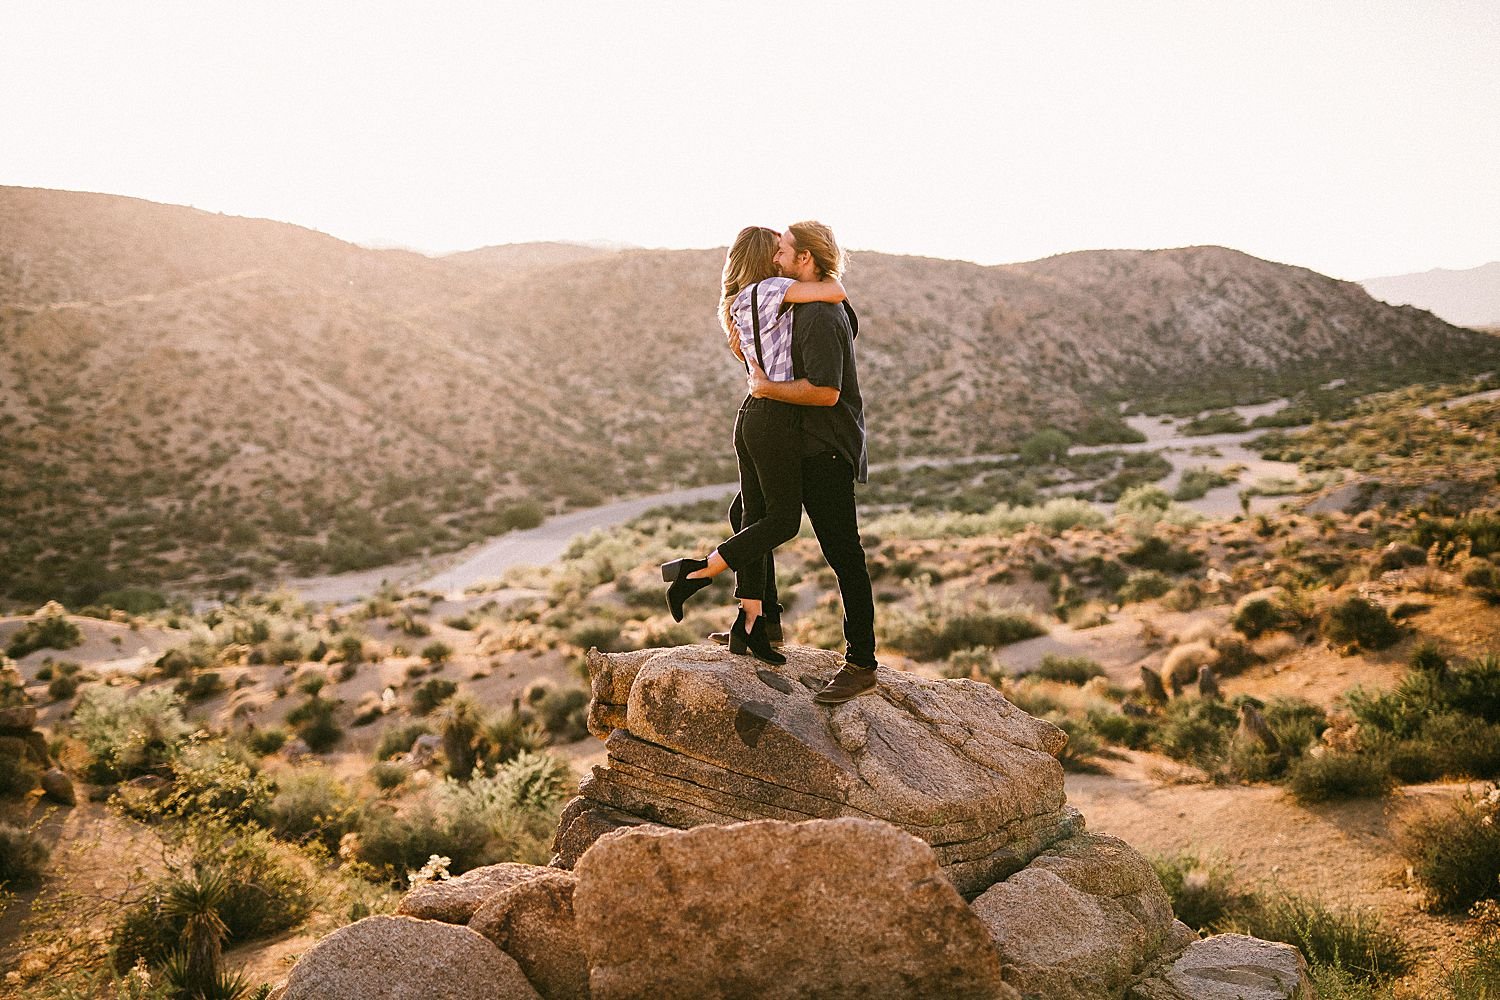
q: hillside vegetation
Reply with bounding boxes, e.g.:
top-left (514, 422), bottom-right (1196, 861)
top-left (4, 186), bottom-right (1498, 605)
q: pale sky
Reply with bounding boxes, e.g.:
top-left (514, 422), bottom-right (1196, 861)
top-left (2, 0), bottom-right (1497, 280)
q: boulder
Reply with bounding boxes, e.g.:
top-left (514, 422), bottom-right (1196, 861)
top-left (971, 833), bottom-right (1181, 1000)
top-left (40, 767), bottom-right (75, 805)
top-left (397, 862), bottom-right (553, 924)
top-left (572, 817), bottom-right (1018, 1000)
top-left (470, 870), bottom-right (587, 1000)
top-left (1129, 933), bottom-right (1314, 1000)
top-left (278, 914), bottom-right (541, 1000)
top-left (557, 644), bottom-right (1078, 897)
top-left (0, 705), bottom-right (38, 732)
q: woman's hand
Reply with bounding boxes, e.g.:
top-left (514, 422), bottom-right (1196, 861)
top-left (747, 358), bottom-right (772, 398)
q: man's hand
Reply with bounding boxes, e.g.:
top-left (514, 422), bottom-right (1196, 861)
top-left (747, 358), bottom-right (772, 398)
top-left (727, 321), bottom-right (745, 364)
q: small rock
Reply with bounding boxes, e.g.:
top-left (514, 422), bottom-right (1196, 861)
top-left (279, 914), bottom-right (541, 1000)
top-left (397, 862), bottom-right (552, 924)
top-left (1129, 932), bottom-right (1314, 999)
top-left (40, 768), bottom-right (75, 805)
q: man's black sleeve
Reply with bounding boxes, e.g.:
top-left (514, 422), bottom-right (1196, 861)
top-left (799, 305), bottom-right (846, 391)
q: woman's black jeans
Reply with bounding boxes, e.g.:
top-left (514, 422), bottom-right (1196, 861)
top-left (717, 397), bottom-right (803, 603)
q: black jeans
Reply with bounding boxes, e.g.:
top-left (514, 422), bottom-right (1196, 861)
top-left (800, 449), bottom-right (878, 668)
top-left (726, 445), bottom-right (878, 669)
top-left (717, 398), bottom-right (803, 603)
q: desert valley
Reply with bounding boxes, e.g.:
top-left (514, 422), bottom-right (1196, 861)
top-left (2, 186), bottom-right (1500, 998)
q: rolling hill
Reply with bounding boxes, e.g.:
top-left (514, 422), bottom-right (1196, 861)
top-left (3, 186), bottom-right (1497, 603)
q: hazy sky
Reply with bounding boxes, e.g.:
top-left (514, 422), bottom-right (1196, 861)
top-left (3, 1), bottom-right (1496, 280)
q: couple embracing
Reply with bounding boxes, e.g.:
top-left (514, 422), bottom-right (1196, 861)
top-left (662, 221), bottom-right (879, 704)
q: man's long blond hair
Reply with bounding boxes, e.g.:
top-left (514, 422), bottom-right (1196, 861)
top-left (787, 220), bottom-right (848, 281)
top-left (720, 226), bottom-right (779, 336)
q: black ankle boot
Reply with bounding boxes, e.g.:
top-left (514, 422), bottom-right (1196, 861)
top-left (730, 612), bottom-right (786, 665)
top-left (661, 557), bottom-right (712, 622)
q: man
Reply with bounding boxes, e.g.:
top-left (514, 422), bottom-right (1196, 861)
top-left (743, 221), bottom-right (879, 704)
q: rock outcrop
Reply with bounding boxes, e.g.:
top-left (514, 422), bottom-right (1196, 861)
top-left (275, 643), bottom-right (1315, 999)
top-left (555, 644), bottom-right (1080, 897)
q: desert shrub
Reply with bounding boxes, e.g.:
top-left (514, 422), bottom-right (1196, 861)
top-left (479, 707), bottom-right (549, 768)
top-left (370, 761), bottom-right (407, 790)
top-left (0, 752), bottom-right (41, 797)
top-left (641, 619), bottom-right (696, 647)
top-left (136, 745), bottom-right (275, 829)
top-left (1118, 570), bottom-right (1172, 603)
top-left (1231, 592), bottom-right (1295, 638)
top-left (942, 647), bottom-right (1003, 683)
top-left (176, 671), bottom-right (226, 701)
top-left (1149, 698), bottom-right (1238, 769)
top-left (245, 726), bottom-right (288, 757)
top-left (1087, 710), bottom-right (1152, 749)
top-left (286, 695), bottom-right (342, 752)
top-left (0, 821), bottom-right (49, 888)
top-left (1019, 428), bottom-right (1071, 465)
top-left (1211, 633), bottom-right (1260, 676)
top-left (6, 614), bottom-right (82, 658)
top-left (420, 641), bottom-right (453, 664)
top-left (1121, 536), bottom-right (1201, 573)
top-left (568, 615), bottom-right (626, 652)
top-left (294, 673), bottom-right (327, 697)
top-left (1410, 510), bottom-right (1500, 561)
top-left (536, 686), bottom-right (591, 743)
top-left (269, 767), bottom-right (361, 853)
top-left (47, 674), bottom-right (80, 701)
top-left (356, 751), bottom-right (572, 882)
top-left (336, 634), bottom-right (366, 665)
top-left (112, 824), bottom-right (314, 971)
top-left (1046, 715), bottom-right (1103, 772)
top-left (879, 588), bottom-right (1045, 661)
top-left (1229, 890), bottom-right (1412, 984)
top-left (1465, 562), bottom-right (1500, 603)
top-left (1150, 852), bottom-right (1254, 932)
top-left (1322, 597), bottom-right (1400, 651)
top-left (96, 587), bottom-right (168, 615)
top-left (1285, 751), bottom-right (1393, 803)
top-left (376, 722), bottom-right (432, 760)
top-left (411, 678), bottom-right (457, 715)
top-left (1264, 698), bottom-right (1328, 754)
top-left (1347, 653), bottom-right (1500, 782)
top-left (1173, 466), bottom-right (1233, 501)
top-left (1181, 411), bottom-right (1247, 436)
top-left (1400, 787), bottom-right (1500, 912)
top-left (439, 696), bottom-right (486, 780)
top-left (73, 687), bottom-right (193, 784)
top-left (1032, 655), bottom-right (1104, 686)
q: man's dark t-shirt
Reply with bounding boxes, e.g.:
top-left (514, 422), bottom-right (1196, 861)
top-left (790, 300), bottom-right (867, 483)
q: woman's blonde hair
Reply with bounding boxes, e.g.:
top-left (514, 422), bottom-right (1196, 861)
top-left (720, 226), bottom-right (779, 336)
top-left (786, 220), bottom-right (847, 281)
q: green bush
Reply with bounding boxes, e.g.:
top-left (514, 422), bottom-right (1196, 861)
top-left (245, 726), bottom-right (289, 757)
top-left (0, 751), bottom-right (41, 797)
top-left (96, 587), bottom-right (168, 615)
top-left (1322, 597), bottom-right (1400, 651)
top-left (1232, 594), bottom-right (1294, 638)
top-left (1150, 852), bottom-right (1253, 932)
top-left (112, 825), bottom-right (314, 972)
top-left (420, 641), bottom-right (453, 664)
top-left (286, 695), bottom-right (343, 752)
top-left (73, 687), bottom-right (193, 784)
top-left (879, 590), bottom-right (1045, 661)
top-left (1173, 466), bottom-right (1233, 501)
top-left (47, 674), bottom-right (80, 701)
top-left (1118, 570), bottom-right (1172, 604)
top-left (1047, 715), bottom-right (1104, 772)
top-left (1229, 890), bottom-right (1412, 984)
top-left (536, 687), bottom-right (591, 743)
top-left (269, 768), bottom-right (361, 853)
top-left (1285, 751), bottom-right (1393, 803)
top-left (412, 678), bottom-right (458, 715)
top-left (134, 746), bottom-right (275, 829)
top-left (568, 616), bottom-right (626, 652)
top-left (370, 761), bottom-right (408, 790)
top-left (175, 671), bottom-right (226, 702)
top-left (6, 614), bottom-right (83, 658)
top-left (1031, 654), bottom-right (1105, 686)
top-left (1400, 790), bottom-right (1500, 912)
top-left (1122, 536), bottom-right (1202, 574)
top-left (0, 821), bottom-right (49, 889)
top-left (374, 722), bottom-right (430, 761)
top-left (1149, 698), bottom-right (1238, 769)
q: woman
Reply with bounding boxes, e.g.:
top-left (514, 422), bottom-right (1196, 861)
top-left (661, 226), bottom-right (845, 663)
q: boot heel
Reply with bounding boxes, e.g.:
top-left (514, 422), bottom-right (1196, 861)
top-left (728, 610), bottom-right (749, 655)
top-left (661, 558), bottom-right (694, 582)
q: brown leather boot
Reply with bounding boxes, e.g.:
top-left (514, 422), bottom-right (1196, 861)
top-left (812, 663), bottom-right (878, 704)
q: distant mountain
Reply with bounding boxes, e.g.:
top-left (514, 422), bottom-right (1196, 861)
top-left (1360, 261), bottom-right (1500, 329)
top-left (4, 186), bottom-right (1498, 603)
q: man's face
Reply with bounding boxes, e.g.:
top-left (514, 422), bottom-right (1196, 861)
top-left (774, 231), bottom-right (808, 280)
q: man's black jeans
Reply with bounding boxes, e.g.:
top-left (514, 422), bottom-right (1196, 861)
top-left (727, 446), bottom-right (878, 670)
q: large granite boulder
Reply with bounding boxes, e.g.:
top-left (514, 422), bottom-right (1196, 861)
top-left (273, 914), bottom-right (541, 1000)
top-left (557, 644), bottom-right (1079, 897)
top-left (397, 861), bottom-right (553, 924)
top-left (1129, 933), bottom-right (1315, 999)
top-left (972, 833), bottom-right (1187, 1000)
top-left (470, 870), bottom-right (588, 1000)
top-left (571, 817), bottom-right (1019, 1000)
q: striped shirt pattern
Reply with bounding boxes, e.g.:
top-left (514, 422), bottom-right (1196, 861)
top-left (731, 277), bottom-right (796, 382)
